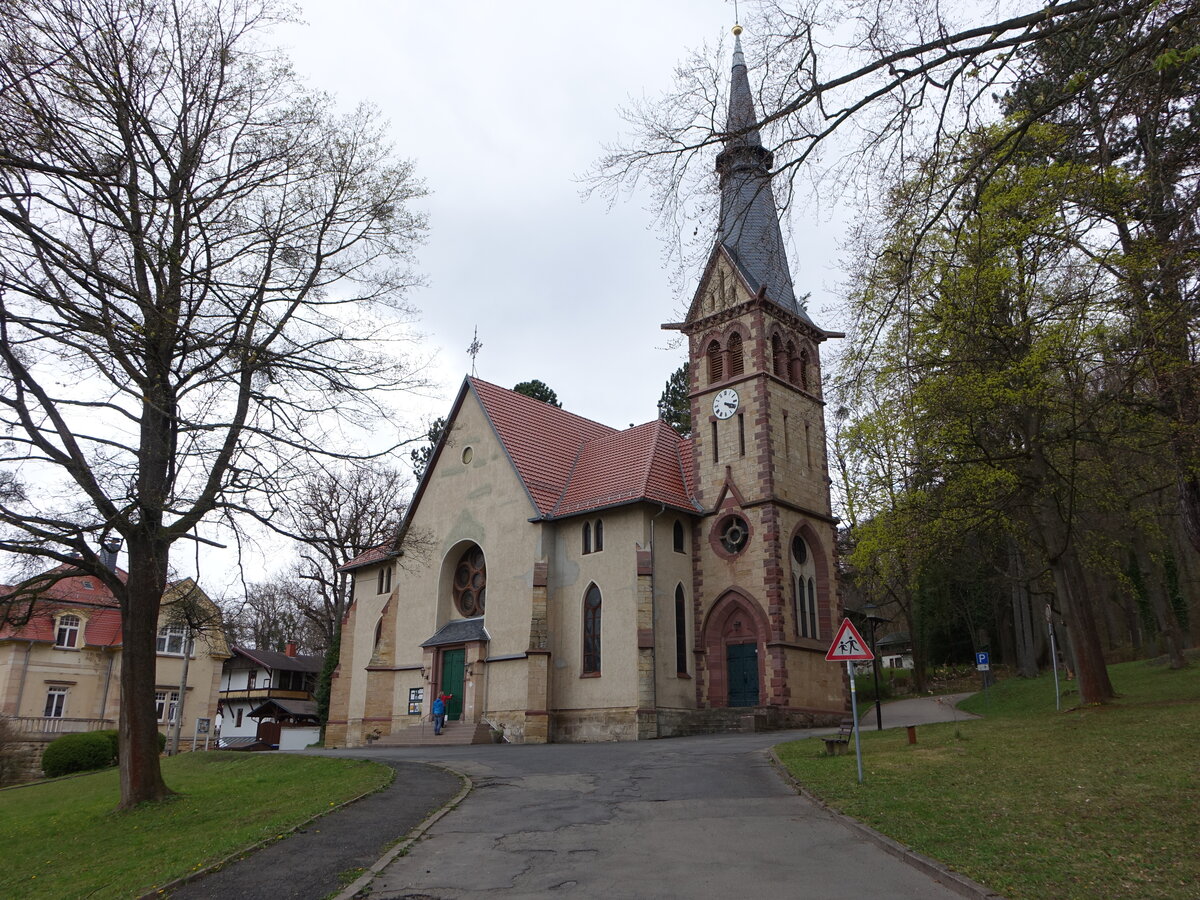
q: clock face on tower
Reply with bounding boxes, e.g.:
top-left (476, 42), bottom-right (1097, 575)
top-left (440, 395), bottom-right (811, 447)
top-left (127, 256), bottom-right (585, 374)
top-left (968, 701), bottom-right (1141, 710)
top-left (712, 388), bottom-right (740, 419)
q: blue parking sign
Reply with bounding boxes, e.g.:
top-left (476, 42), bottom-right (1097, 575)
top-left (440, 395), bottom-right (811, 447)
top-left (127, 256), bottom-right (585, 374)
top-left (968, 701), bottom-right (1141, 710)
top-left (976, 651), bottom-right (990, 671)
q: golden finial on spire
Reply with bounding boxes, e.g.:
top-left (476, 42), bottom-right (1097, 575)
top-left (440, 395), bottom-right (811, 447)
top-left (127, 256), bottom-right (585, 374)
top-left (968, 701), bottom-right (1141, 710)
top-left (732, 24), bottom-right (743, 36)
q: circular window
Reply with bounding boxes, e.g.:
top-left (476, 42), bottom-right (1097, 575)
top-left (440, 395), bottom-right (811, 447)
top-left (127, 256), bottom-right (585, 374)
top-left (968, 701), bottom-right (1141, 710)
top-left (791, 535), bottom-right (807, 564)
top-left (461, 446), bottom-right (473, 464)
top-left (453, 546), bottom-right (486, 616)
top-left (718, 515), bottom-right (750, 555)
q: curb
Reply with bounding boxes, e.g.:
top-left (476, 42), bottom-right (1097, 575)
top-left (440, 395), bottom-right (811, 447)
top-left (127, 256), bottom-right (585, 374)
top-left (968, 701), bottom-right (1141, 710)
top-left (139, 761), bottom-right (399, 899)
top-left (333, 764), bottom-right (473, 900)
top-left (767, 746), bottom-right (1005, 900)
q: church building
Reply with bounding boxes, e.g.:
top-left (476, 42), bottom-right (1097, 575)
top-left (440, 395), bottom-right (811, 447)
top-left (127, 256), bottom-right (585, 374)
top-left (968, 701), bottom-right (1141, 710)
top-left (325, 30), bottom-right (847, 747)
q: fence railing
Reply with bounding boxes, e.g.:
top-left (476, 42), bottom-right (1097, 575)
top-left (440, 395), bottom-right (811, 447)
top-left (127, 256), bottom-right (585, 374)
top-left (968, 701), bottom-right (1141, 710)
top-left (2, 715), bottom-right (114, 735)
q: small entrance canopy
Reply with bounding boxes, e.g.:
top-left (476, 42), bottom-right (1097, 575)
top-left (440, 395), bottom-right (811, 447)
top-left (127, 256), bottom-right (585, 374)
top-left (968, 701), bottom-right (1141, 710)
top-left (420, 616), bottom-right (490, 648)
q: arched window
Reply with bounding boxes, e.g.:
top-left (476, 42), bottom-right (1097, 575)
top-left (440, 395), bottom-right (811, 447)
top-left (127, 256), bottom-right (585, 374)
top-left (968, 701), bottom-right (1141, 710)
top-left (771, 333), bottom-right (785, 377)
top-left (594, 519), bottom-right (604, 552)
top-left (374, 616), bottom-right (384, 649)
top-left (791, 534), bottom-right (819, 639)
top-left (55, 614), bottom-right (80, 648)
top-left (582, 521), bottom-right (592, 554)
top-left (707, 339), bottom-right (723, 383)
top-left (675, 584), bottom-right (688, 674)
top-left (583, 585), bottom-right (602, 674)
top-left (728, 332), bottom-right (744, 377)
top-left (799, 349), bottom-right (811, 391)
top-left (673, 519), bottom-right (685, 553)
top-left (452, 545), bottom-right (486, 616)
top-left (377, 565), bottom-right (391, 594)
top-left (786, 340), bottom-right (798, 385)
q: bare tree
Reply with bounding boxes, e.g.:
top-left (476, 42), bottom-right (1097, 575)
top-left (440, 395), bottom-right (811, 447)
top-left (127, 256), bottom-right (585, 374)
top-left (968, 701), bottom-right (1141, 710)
top-left (222, 577), bottom-right (323, 653)
top-left (0, 0), bottom-right (426, 808)
top-left (273, 462), bottom-right (414, 649)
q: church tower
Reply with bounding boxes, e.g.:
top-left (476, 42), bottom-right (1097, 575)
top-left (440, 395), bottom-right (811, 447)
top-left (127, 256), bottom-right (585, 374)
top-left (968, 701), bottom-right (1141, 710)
top-left (666, 27), bottom-right (845, 723)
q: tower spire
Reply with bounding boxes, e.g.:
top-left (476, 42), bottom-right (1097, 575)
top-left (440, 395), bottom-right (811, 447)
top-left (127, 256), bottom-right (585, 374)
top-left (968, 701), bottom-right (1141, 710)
top-left (715, 25), bottom-right (800, 314)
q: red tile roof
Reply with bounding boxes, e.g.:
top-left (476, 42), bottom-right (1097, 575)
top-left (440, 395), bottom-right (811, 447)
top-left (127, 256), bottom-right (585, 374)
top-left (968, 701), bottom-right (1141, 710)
top-left (470, 378), bottom-right (700, 519)
top-left (339, 542), bottom-right (393, 572)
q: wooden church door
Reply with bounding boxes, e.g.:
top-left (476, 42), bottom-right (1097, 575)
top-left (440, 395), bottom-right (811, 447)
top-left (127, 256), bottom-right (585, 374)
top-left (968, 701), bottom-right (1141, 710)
top-left (726, 642), bottom-right (759, 707)
top-left (440, 648), bottom-right (465, 720)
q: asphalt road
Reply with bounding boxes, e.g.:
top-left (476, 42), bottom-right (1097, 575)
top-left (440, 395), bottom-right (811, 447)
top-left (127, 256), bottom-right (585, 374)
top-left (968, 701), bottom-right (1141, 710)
top-left (340, 726), bottom-right (980, 900)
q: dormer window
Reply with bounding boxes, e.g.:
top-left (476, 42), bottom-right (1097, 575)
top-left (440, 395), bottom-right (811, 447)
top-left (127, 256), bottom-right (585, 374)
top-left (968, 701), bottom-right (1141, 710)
top-left (156, 623), bottom-right (187, 655)
top-left (54, 614), bottom-right (81, 649)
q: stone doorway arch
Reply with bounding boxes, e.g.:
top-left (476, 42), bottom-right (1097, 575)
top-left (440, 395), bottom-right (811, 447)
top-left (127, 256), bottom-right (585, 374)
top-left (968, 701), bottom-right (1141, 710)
top-left (701, 590), bottom-right (769, 708)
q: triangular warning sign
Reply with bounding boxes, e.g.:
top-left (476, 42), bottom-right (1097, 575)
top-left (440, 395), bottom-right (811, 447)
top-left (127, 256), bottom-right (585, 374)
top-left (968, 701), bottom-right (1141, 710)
top-left (826, 618), bottom-right (874, 661)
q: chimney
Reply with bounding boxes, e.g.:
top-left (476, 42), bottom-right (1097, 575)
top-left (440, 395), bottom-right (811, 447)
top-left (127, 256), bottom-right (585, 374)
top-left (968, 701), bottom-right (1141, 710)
top-left (285, 641), bottom-right (297, 657)
top-left (99, 538), bottom-right (122, 571)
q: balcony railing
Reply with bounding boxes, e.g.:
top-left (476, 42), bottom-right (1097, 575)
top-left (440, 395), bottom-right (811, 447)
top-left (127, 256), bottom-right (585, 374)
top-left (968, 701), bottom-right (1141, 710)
top-left (2, 715), bottom-right (114, 735)
top-left (218, 688), bottom-right (313, 702)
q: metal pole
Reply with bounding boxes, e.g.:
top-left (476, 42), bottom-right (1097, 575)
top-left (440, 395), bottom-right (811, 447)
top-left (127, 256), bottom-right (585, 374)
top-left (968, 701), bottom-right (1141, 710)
top-left (869, 618), bottom-right (883, 731)
top-left (847, 660), bottom-right (864, 784)
top-left (1046, 604), bottom-right (1061, 711)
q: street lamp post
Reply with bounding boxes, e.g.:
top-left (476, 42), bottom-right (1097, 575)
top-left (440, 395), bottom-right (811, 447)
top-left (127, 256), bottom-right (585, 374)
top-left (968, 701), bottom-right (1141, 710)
top-left (858, 604), bottom-right (891, 731)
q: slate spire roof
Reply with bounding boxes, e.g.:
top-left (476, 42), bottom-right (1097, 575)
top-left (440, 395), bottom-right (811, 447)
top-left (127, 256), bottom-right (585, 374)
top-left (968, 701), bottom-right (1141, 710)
top-left (715, 28), bottom-right (805, 318)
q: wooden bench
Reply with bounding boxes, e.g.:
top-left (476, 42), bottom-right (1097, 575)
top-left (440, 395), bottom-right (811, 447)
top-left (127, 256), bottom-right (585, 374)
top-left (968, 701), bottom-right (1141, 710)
top-left (822, 719), bottom-right (856, 755)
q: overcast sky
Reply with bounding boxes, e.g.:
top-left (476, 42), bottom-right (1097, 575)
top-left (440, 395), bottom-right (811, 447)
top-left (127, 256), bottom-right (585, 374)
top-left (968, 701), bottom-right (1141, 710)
top-left (174, 2), bottom-right (851, 593)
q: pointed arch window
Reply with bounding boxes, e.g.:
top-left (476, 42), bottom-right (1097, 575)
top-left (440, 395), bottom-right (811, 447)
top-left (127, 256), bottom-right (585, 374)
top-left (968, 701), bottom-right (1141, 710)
top-left (707, 340), bottom-right (724, 383)
top-left (675, 584), bottom-right (688, 675)
top-left (771, 333), bottom-right (785, 377)
top-left (728, 332), bottom-right (744, 377)
top-left (786, 340), bottom-right (798, 385)
top-left (582, 521), bottom-right (592, 554)
top-left (791, 534), bottom-right (819, 639)
top-left (799, 349), bottom-right (811, 391)
top-left (594, 519), bottom-right (603, 551)
top-left (673, 519), bottom-right (685, 553)
top-left (583, 585), bottom-right (602, 675)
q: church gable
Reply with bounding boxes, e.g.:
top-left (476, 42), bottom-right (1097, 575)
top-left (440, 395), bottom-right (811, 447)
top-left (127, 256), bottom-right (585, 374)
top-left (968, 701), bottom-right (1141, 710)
top-left (684, 246), bottom-right (756, 326)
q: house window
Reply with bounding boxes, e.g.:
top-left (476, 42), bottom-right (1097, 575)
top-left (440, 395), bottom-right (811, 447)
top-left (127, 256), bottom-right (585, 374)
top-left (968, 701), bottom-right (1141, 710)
top-left (707, 339), bottom-right (723, 383)
top-left (675, 584), bottom-right (688, 675)
top-left (792, 534), bottom-right (819, 639)
top-left (55, 614), bottom-right (81, 648)
top-left (155, 690), bottom-right (180, 723)
top-left (235, 708), bottom-right (244, 728)
top-left (582, 585), bottom-right (602, 675)
top-left (377, 565), bottom-right (392, 594)
top-left (673, 520), bottom-right (685, 553)
top-left (594, 519), bottom-right (604, 552)
top-left (156, 624), bottom-right (187, 655)
top-left (582, 521), bottom-right (592, 554)
top-left (44, 686), bottom-right (68, 718)
top-left (452, 544), bottom-right (486, 617)
top-left (247, 670), bottom-right (256, 690)
top-left (728, 332), bottom-right (744, 377)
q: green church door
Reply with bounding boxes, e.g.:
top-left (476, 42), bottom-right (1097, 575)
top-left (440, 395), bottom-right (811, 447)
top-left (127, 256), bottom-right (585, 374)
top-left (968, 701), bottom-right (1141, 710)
top-left (440, 648), bottom-right (465, 721)
top-left (727, 642), bottom-right (759, 707)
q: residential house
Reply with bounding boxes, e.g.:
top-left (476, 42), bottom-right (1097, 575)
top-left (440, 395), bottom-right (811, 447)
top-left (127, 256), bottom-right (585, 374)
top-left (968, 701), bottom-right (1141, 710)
top-left (0, 561), bottom-right (229, 777)
top-left (218, 643), bottom-right (323, 750)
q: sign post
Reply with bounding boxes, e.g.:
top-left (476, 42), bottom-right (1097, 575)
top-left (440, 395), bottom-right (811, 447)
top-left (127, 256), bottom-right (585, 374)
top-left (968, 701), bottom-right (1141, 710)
top-left (976, 651), bottom-right (991, 705)
top-left (826, 618), bottom-right (874, 784)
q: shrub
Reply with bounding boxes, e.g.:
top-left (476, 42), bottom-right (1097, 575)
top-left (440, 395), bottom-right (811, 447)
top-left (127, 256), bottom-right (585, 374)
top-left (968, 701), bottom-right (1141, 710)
top-left (41, 731), bottom-right (115, 778)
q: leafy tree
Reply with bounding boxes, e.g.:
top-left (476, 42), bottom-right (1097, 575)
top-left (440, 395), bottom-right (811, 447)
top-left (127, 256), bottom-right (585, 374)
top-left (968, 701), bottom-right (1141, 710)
top-left (0, 0), bottom-right (426, 808)
top-left (658, 363), bottom-right (692, 437)
top-left (513, 380), bottom-right (562, 407)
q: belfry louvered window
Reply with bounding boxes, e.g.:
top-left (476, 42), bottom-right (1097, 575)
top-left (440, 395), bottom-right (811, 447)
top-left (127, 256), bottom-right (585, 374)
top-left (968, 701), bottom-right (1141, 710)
top-left (728, 332), bottom-right (744, 376)
top-left (707, 340), bottom-right (723, 383)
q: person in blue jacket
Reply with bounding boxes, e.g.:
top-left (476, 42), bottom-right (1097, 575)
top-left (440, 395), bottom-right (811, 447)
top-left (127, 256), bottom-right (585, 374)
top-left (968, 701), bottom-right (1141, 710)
top-left (432, 693), bottom-right (446, 735)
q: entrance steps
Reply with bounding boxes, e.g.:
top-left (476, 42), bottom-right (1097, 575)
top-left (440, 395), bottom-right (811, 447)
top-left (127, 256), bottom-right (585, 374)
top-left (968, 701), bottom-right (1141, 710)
top-left (373, 720), bottom-right (494, 747)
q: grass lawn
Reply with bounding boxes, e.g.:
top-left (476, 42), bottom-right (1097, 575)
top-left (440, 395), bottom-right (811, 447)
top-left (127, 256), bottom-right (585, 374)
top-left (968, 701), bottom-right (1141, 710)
top-left (776, 658), bottom-right (1200, 900)
top-left (0, 752), bottom-right (391, 899)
